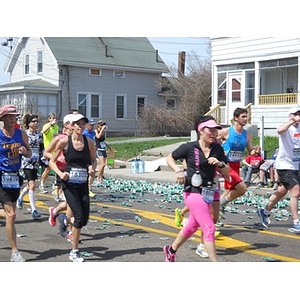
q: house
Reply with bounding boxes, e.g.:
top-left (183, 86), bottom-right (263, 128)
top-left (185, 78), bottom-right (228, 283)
top-left (209, 37), bottom-right (300, 136)
top-left (0, 37), bottom-right (168, 136)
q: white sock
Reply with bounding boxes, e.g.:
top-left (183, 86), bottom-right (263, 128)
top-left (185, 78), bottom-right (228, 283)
top-left (19, 186), bottom-right (28, 199)
top-left (293, 219), bottom-right (299, 225)
top-left (28, 190), bottom-right (36, 211)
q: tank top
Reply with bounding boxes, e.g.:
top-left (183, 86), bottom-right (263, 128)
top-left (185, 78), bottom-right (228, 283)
top-left (64, 135), bottom-right (90, 173)
top-left (0, 128), bottom-right (24, 172)
top-left (95, 132), bottom-right (106, 150)
top-left (222, 126), bottom-right (247, 162)
top-left (21, 130), bottom-right (40, 170)
top-left (56, 134), bottom-right (68, 170)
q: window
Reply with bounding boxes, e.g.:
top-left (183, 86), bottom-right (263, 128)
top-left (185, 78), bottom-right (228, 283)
top-left (78, 93), bottom-right (87, 116)
top-left (37, 50), bottom-right (43, 73)
top-left (91, 94), bottom-right (100, 118)
top-left (115, 94), bottom-right (126, 118)
top-left (77, 93), bottom-right (101, 118)
top-left (245, 71), bottom-right (255, 105)
top-left (113, 70), bottom-right (125, 78)
top-left (166, 99), bottom-right (175, 109)
top-left (137, 96), bottom-right (146, 118)
top-left (90, 68), bottom-right (101, 76)
top-left (24, 54), bottom-right (30, 75)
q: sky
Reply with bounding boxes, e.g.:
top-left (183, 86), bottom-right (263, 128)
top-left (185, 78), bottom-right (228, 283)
top-left (0, 37), bottom-right (210, 85)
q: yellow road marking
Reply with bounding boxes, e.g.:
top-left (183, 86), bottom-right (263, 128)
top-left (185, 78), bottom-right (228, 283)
top-left (28, 196), bottom-right (300, 262)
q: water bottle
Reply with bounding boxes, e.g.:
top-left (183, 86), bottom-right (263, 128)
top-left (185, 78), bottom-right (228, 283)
top-left (191, 170), bottom-right (202, 187)
top-left (135, 215), bottom-right (142, 222)
top-left (138, 158), bottom-right (145, 174)
top-left (131, 158), bottom-right (138, 174)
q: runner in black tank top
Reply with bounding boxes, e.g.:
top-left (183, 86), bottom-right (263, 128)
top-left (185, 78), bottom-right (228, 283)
top-left (49, 113), bottom-right (96, 262)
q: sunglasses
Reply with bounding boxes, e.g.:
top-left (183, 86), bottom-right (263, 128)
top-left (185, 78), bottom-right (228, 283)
top-left (31, 119), bottom-right (38, 123)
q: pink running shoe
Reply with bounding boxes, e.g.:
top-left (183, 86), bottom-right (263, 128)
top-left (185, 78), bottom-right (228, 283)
top-left (48, 207), bottom-right (56, 226)
top-left (163, 245), bottom-right (176, 262)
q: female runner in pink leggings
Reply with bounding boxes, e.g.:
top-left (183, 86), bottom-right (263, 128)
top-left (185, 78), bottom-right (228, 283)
top-left (164, 115), bottom-right (229, 262)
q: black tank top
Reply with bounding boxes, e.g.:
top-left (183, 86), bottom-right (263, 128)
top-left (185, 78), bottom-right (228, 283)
top-left (95, 133), bottom-right (105, 149)
top-left (64, 135), bottom-right (90, 172)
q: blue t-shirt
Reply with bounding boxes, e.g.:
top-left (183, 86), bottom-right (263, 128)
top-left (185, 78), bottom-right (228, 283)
top-left (0, 128), bottom-right (24, 172)
top-left (222, 126), bottom-right (247, 162)
top-left (83, 129), bottom-right (95, 141)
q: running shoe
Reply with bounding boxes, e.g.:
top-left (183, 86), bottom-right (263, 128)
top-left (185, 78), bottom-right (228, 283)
top-left (163, 245), bottom-right (176, 262)
top-left (292, 222), bottom-right (300, 233)
top-left (31, 210), bottom-right (41, 220)
top-left (174, 208), bottom-right (183, 227)
top-left (58, 214), bottom-right (68, 237)
top-left (69, 250), bottom-right (84, 262)
top-left (39, 184), bottom-right (47, 194)
top-left (16, 198), bottom-right (23, 210)
top-left (257, 208), bottom-right (271, 228)
top-left (195, 243), bottom-right (209, 258)
top-left (49, 207), bottom-right (57, 226)
top-left (89, 190), bottom-right (96, 198)
top-left (11, 251), bottom-right (25, 262)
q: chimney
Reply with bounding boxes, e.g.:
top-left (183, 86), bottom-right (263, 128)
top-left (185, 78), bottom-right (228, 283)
top-left (178, 51), bottom-right (186, 77)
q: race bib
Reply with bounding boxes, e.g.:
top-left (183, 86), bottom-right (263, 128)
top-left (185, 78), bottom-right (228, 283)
top-left (228, 150), bottom-right (243, 162)
top-left (202, 187), bottom-right (214, 203)
top-left (99, 142), bottom-right (106, 150)
top-left (69, 168), bottom-right (88, 184)
top-left (292, 148), bottom-right (300, 161)
top-left (1, 172), bottom-right (20, 189)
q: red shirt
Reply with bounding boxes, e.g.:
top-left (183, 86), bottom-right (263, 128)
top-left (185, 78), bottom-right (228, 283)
top-left (245, 154), bottom-right (263, 167)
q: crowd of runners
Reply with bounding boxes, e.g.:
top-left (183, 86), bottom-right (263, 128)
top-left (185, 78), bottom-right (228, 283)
top-left (0, 104), bottom-right (300, 262)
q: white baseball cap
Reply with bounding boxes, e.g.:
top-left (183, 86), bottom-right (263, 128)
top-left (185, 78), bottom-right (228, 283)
top-left (289, 105), bottom-right (300, 115)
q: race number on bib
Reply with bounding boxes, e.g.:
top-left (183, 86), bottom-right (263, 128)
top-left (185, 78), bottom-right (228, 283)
top-left (1, 172), bottom-right (20, 189)
top-left (228, 150), bottom-right (243, 162)
top-left (69, 168), bottom-right (88, 184)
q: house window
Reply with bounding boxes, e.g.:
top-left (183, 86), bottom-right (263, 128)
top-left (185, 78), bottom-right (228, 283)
top-left (91, 94), bottom-right (100, 118)
top-left (137, 96), bottom-right (146, 117)
top-left (78, 93), bottom-right (87, 116)
top-left (113, 70), bottom-right (125, 78)
top-left (77, 93), bottom-right (101, 118)
top-left (116, 94), bottom-right (126, 118)
top-left (37, 50), bottom-right (43, 73)
top-left (90, 68), bottom-right (101, 76)
top-left (245, 71), bottom-right (255, 105)
top-left (24, 54), bottom-right (30, 75)
top-left (166, 99), bottom-right (176, 109)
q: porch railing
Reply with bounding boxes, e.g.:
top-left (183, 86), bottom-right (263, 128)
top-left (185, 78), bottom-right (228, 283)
top-left (204, 104), bottom-right (221, 124)
top-left (259, 93), bottom-right (298, 105)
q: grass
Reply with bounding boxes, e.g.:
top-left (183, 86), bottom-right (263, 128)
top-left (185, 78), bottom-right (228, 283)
top-left (108, 137), bottom-right (189, 161)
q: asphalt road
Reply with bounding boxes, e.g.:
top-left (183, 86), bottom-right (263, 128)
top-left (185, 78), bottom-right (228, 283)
top-left (1, 175), bottom-right (299, 263)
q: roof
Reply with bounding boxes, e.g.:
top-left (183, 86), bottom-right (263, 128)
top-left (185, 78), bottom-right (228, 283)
top-left (0, 79), bottom-right (60, 91)
top-left (44, 37), bottom-right (169, 73)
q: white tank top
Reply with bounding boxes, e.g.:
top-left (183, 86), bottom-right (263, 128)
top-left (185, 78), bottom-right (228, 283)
top-left (276, 124), bottom-right (300, 170)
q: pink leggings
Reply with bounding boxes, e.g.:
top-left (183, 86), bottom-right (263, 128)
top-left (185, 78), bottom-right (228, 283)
top-left (182, 192), bottom-right (215, 242)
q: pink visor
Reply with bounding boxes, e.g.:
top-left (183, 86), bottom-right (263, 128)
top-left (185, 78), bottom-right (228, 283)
top-left (198, 120), bottom-right (222, 132)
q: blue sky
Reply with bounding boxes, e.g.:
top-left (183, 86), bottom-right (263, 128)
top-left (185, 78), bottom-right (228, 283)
top-left (0, 37), bottom-right (210, 85)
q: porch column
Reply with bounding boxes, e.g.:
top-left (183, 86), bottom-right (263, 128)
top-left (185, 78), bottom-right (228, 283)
top-left (254, 61), bottom-right (260, 105)
top-left (212, 65), bottom-right (218, 107)
top-left (298, 57), bottom-right (300, 105)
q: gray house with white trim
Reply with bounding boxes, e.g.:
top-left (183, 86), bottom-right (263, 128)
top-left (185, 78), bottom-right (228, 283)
top-left (0, 37), bottom-right (168, 135)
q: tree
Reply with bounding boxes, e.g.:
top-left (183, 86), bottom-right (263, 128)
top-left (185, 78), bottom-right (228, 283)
top-left (141, 50), bottom-right (212, 136)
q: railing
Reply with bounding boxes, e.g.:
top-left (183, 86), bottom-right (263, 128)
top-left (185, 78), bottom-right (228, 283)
top-left (204, 104), bottom-right (221, 124)
top-left (259, 93), bottom-right (298, 105)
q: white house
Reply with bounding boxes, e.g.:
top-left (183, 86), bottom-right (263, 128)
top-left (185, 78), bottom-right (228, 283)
top-left (210, 37), bottom-right (300, 136)
top-left (0, 37), bottom-right (168, 136)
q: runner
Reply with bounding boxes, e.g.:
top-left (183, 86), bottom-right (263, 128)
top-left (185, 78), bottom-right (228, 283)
top-left (163, 115), bottom-right (229, 262)
top-left (49, 113), bottom-right (97, 262)
top-left (218, 107), bottom-right (253, 213)
top-left (0, 104), bottom-right (32, 262)
top-left (16, 113), bottom-right (41, 219)
top-left (257, 105), bottom-right (300, 232)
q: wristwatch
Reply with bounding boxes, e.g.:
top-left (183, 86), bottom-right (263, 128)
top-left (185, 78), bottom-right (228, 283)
top-left (218, 161), bottom-right (226, 168)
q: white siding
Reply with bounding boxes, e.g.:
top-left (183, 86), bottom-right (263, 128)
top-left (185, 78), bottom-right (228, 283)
top-left (10, 37), bottom-right (59, 85)
top-left (211, 38), bottom-right (300, 65)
